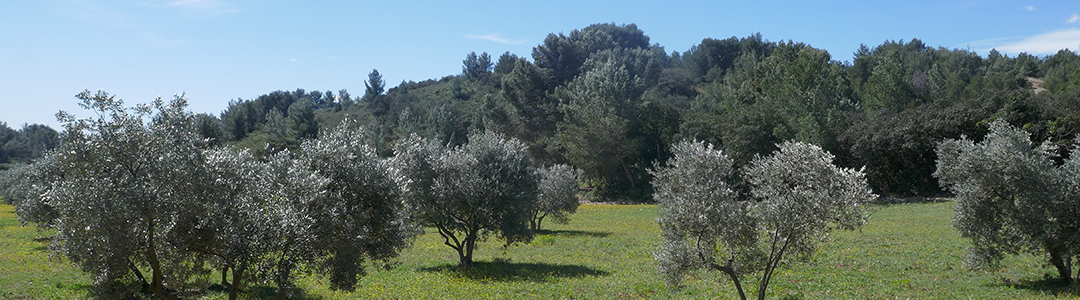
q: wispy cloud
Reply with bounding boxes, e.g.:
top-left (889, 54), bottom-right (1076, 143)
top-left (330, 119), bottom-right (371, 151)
top-left (465, 34), bottom-right (526, 45)
top-left (290, 58), bottom-right (298, 62)
top-left (147, 0), bottom-right (237, 16)
top-left (967, 28), bottom-right (1080, 55)
top-left (1069, 13), bottom-right (1079, 23)
top-left (1026, 5), bottom-right (1036, 11)
top-left (59, 0), bottom-right (191, 48)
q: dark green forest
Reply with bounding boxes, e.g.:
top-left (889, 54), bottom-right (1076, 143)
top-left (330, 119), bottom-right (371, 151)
top-left (7, 23), bottom-right (1080, 200)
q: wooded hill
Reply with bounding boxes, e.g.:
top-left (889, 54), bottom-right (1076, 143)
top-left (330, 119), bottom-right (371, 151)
top-left (62, 23), bottom-right (1080, 200)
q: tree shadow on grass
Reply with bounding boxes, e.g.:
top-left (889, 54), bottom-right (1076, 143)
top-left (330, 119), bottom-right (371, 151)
top-left (32, 235), bottom-right (54, 251)
top-left (420, 260), bottom-right (610, 282)
top-left (535, 229), bottom-right (611, 238)
top-left (873, 197), bottom-right (950, 205)
top-left (992, 274), bottom-right (1080, 297)
top-left (232, 285), bottom-right (326, 300)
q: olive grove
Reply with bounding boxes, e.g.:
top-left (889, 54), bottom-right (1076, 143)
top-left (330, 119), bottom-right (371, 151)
top-left (5, 91), bottom-right (419, 299)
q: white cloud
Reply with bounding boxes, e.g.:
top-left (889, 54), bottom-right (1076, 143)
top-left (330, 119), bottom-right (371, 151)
top-left (1026, 5), bottom-right (1035, 11)
top-left (1068, 13), bottom-right (1079, 23)
top-left (465, 34), bottom-right (526, 45)
top-left (290, 58), bottom-right (298, 62)
top-left (968, 28), bottom-right (1080, 55)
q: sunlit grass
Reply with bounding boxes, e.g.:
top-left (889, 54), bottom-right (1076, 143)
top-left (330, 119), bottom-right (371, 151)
top-left (0, 204), bottom-right (93, 299)
top-left (2, 202), bottom-right (1080, 299)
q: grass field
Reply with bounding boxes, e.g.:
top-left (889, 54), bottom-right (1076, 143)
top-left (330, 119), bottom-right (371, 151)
top-left (3, 201), bottom-right (1080, 299)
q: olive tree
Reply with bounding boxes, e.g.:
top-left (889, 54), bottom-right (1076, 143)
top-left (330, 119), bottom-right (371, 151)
top-left (395, 131), bottom-right (538, 267)
top-left (46, 90), bottom-right (207, 300)
top-left (934, 119), bottom-right (1079, 284)
top-left (254, 150), bottom-right (325, 300)
top-left (531, 164), bottom-right (583, 231)
top-left (654, 140), bottom-right (874, 300)
top-left (295, 120), bottom-right (418, 290)
top-left (176, 147), bottom-right (269, 300)
top-left (0, 152), bottom-right (61, 226)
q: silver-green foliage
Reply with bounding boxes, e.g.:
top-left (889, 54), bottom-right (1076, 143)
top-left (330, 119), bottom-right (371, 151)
top-left (395, 130), bottom-right (538, 267)
top-left (296, 119), bottom-right (418, 290)
top-left (28, 91), bottom-right (416, 299)
top-left (934, 119), bottom-right (1080, 284)
top-left (654, 140), bottom-right (874, 300)
top-left (0, 152), bottom-right (61, 226)
top-left (741, 141), bottom-right (875, 299)
top-left (186, 147), bottom-right (277, 299)
top-left (532, 164), bottom-right (583, 231)
top-left (652, 140), bottom-right (754, 288)
top-left (256, 150), bottom-right (326, 298)
top-left (47, 91), bottom-right (205, 299)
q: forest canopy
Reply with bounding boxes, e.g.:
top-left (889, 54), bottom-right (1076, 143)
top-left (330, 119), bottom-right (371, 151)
top-left (6, 22), bottom-right (1080, 200)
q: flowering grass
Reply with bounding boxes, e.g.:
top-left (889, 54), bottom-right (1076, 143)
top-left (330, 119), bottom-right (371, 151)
top-left (2, 201), bottom-right (1080, 299)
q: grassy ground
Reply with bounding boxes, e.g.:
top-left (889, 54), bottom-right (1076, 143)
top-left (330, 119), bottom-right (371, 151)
top-left (0, 204), bottom-right (93, 299)
top-left (2, 202), bottom-right (1079, 299)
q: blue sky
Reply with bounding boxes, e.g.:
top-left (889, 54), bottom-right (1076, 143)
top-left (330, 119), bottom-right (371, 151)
top-left (2, 0), bottom-right (1079, 129)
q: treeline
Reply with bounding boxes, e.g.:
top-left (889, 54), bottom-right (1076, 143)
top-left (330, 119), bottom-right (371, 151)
top-left (0, 122), bottom-right (59, 169)
top-left (181, 23), bottom-right (1080, 199)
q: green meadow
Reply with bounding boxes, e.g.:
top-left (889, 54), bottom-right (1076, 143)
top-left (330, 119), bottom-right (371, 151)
top-left (3, 202), bottom-right (1080, 299)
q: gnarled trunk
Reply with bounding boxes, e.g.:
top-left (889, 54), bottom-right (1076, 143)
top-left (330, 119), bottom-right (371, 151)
top-left (146, 218), bottom-right (177, 300)
top-left (229, 263), bottom-right (244, 300)
top-left (1049, 250), bottom-right (1073, 285)
top-left (712, 259), bottom-right (748, 300)
top-left (128, 259), bottom-right (149, 292)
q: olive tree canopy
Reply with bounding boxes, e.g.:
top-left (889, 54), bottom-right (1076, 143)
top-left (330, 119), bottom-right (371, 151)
top-left (47, 90), bottom-right (208, 300)
top-left (395, 131), bottom-right (538, 267)
top-left (531, 164), bottom-right (583, 231)
top-left (935, 119), bottom-right (1080, 284)
top-left (654, 140), bottom-right (874, 300)
top-left (296, 120), bottom-right (418, 290)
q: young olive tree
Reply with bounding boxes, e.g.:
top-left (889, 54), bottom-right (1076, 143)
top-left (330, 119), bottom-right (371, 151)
top-left (652, 140), bottom-right (757, 296)
top-left (934, 119), bottom-right (1079, 284)
top-left (531, 164), bottom-right (583, 231)
top-left (654, 140), bottom-right (874, 300)
top-left (46, 90), bottom-right (207, 300)
top-left (296, 120), bottom-right (418, 290)
top-left (395, 131), bottom-right (539, 267)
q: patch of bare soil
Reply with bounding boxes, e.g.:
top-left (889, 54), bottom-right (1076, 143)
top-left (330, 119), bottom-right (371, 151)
top-left (1027, 77), bottom-right (1046, 94)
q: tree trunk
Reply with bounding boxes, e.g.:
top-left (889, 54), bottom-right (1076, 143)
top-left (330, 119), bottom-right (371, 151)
top-left (461, 231), bottom-right (476, 267)
top-left (146, 219), bottom-right (178, 300)
top-left (229, 263), bottom-right (244, 300)
top-left (128, 259), bottom-right (149, 292)
top-left (757, 233), bottom-right (792, 300)
top-left (221, 264), bottom-right (230, 287)
top-left (620, 160), bottom-right (636, 190)
top-left (1050, 250), bottom-right (1073, 285)
top-left (276, 252), bottom-right (292, 300)
top-left (713, 260), bottom-right (747, 300)
top-left (534, 214), bottom-right (546, 231)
